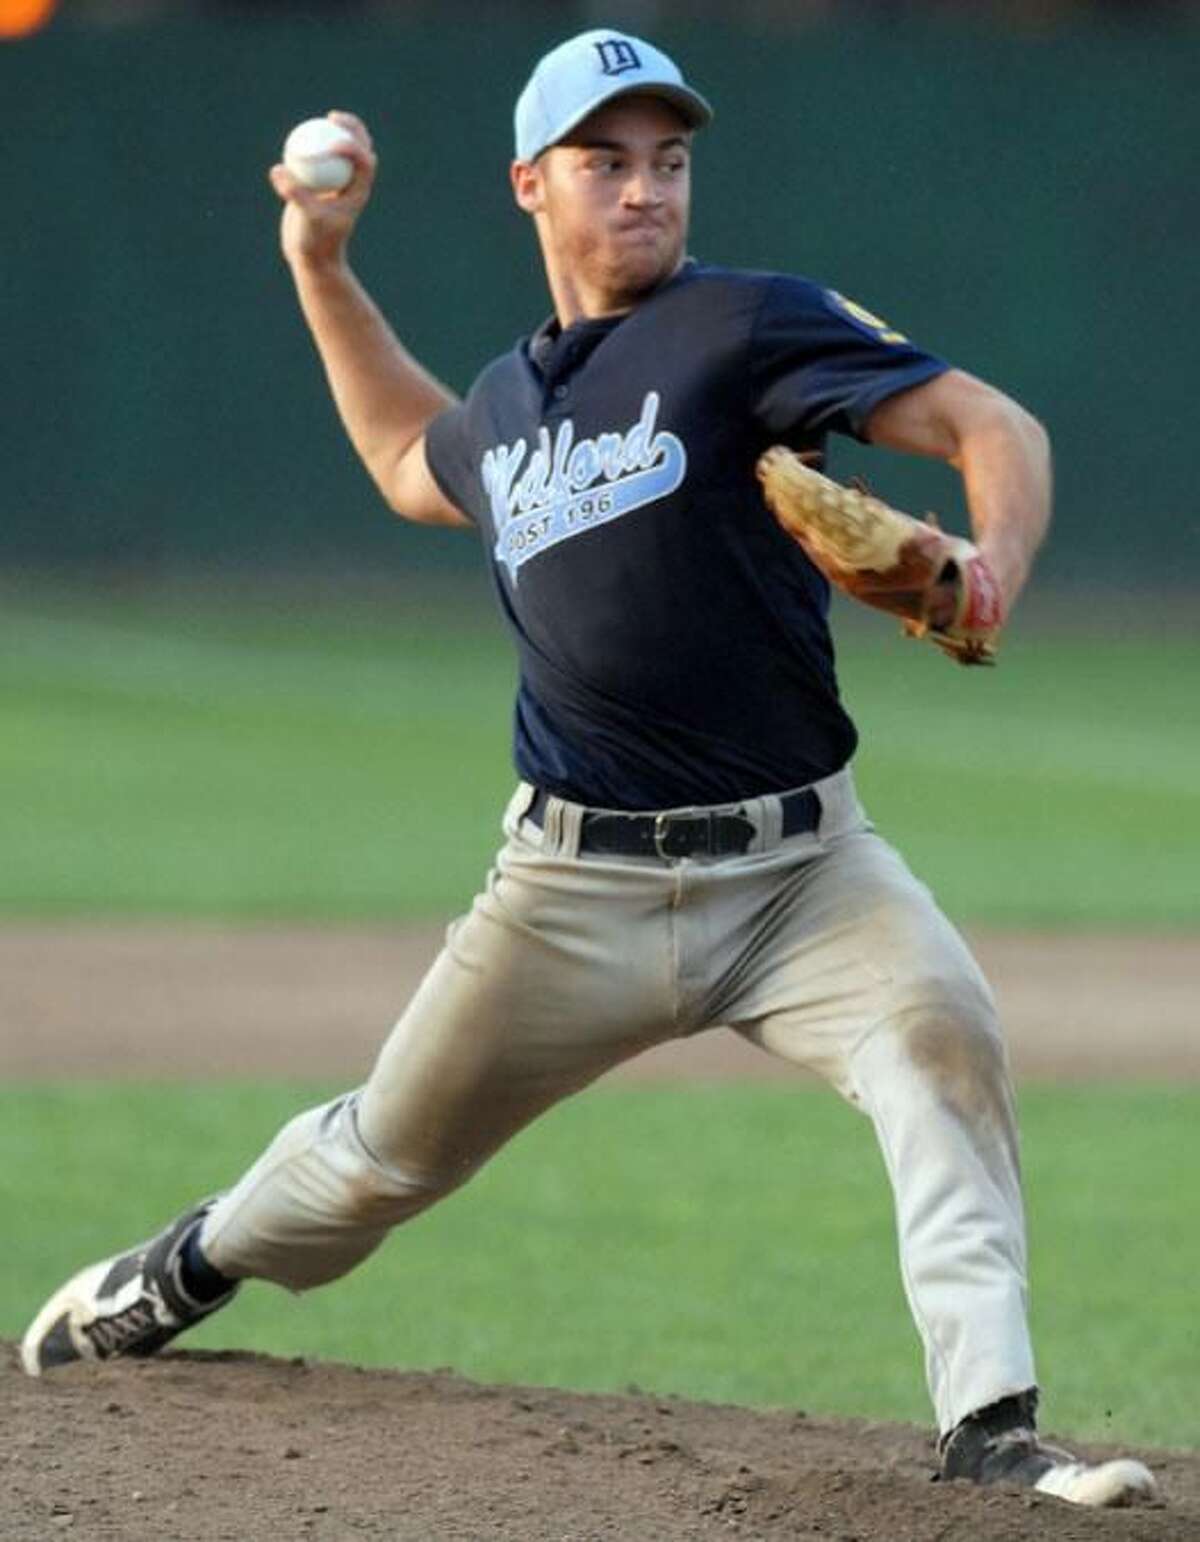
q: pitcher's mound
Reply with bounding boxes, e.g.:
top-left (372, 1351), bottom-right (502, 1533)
top-left (5, 1345), bottom-right (1197, 1540)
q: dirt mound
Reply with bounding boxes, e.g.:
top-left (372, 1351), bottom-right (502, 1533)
top-left (5, 1344), bottom-right (1198, 1541)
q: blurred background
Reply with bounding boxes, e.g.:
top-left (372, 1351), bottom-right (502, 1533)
top-left (2, 0), bottom-right (1197, 585)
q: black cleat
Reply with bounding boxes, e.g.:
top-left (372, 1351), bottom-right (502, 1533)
top-left (21, 1202), bottom-right (237, 1376)
top-left (941, 1391), bottom-right (1157, 1507)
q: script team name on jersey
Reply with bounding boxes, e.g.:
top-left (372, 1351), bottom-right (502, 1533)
top-left (481, 390), bottom-right (686, 582)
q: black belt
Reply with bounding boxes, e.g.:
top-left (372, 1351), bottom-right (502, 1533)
top-left (526, 786), bottom-right (821, 860)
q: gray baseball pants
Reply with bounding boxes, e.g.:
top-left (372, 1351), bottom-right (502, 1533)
top-left (199, 767), bottom-right (1036, 1435)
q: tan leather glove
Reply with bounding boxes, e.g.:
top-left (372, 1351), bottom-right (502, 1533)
top-left (757, 446), bottom-right (1004, 666)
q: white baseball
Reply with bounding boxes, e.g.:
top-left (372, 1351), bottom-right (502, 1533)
top-left (282, 117), bottom-right (356, 192)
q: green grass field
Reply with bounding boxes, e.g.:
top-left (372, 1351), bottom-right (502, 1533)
top-left (1, 579), bottom-right (1196, 924)
top-left (2, 1081), bottom-right (1195, 1448)
top-left (2, 580), bottom-right (1195, 1450)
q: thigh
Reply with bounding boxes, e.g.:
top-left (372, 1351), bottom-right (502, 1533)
top-left (719, 828), bottom-right (997, 1098)
top-left (357, 832), bottom-right (676, 1180)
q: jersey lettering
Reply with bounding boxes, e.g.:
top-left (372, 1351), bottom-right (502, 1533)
top-left (481, 390), bottom-right (687, 582)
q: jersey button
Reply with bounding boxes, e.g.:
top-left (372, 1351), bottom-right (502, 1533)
top-left (553, 384), bottom-right (568, 400)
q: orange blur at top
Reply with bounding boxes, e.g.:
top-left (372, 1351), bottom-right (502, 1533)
top-left (0, 0), bottom-right (59, 38)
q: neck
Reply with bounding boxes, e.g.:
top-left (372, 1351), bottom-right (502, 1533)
top-left (543, 252), bottom-right (685, 329)
top-left (544, 264), bottom-right (626, 329)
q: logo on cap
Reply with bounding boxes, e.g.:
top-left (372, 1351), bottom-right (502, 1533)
top-left (594, 37), bottom-right (641, 76)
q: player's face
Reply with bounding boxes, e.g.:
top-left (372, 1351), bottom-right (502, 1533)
top-left (520, 96), bottom-right (692, 315)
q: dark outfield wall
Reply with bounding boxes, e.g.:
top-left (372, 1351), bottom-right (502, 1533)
top-left (3, 13), bottom-right (1196, 584)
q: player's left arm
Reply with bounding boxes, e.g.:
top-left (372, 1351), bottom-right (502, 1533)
top-left (864, 367), bottom-right (1051, 616)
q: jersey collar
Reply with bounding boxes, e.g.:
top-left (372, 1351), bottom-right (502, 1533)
top-left (526, 258), bottom-right (700, 381)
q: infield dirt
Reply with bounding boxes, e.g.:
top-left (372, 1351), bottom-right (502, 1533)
top-left (4, 922), bottom-right (1198, 1540)
top-left (5, 1346), bottom-right (1198, 1541)
top-left (2, 922), bottom-right (1195, 1083)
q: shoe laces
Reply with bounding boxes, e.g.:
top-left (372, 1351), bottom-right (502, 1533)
top-left (83, 1280), bottom-right (177, 1357)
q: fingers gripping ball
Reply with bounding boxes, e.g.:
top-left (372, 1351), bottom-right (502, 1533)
top-left (756, 446), bottom-right (1004, 665)
top-left (282, 117), bottom-right (356, 192)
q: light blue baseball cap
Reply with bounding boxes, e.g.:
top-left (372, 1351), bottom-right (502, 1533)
top-left (514, 29), bottom-right (712, 162)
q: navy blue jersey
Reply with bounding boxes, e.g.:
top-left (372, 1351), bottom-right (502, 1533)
top-left (425, 260), bottom-right (946, 809)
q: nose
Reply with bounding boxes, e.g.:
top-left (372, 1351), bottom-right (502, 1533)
top-left (621, 167), bottom-right (663, 208)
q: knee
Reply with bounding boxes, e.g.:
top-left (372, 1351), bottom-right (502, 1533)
top-left (310, 1096), bottom-right (459, 1229)
top-left (889, 972), bottom-right (1012, 1127)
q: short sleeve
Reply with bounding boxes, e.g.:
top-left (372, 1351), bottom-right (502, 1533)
top-left (424, 401), bottom-right (476, 518)
top-left (749, 277), bottom-right (948, 443)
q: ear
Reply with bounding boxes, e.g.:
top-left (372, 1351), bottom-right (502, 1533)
top-left (510, 158), bottom-right (544, 215)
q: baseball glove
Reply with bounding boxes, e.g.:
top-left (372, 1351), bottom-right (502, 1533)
top-left (757, 446), bottom-right (1004, 666)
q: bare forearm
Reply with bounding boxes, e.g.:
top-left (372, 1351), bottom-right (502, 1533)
top-left (951, 401), bottom-right (1052, 612)
top-left (290, 254), bottom-right (458, 500)
top-left (867, 371), bottom-right (1052, 617)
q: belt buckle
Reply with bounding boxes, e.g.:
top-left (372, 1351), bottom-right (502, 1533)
top-left (654, 807), bottom-right (757, 859)
top-left (653, 808), bottom-right (713, 860)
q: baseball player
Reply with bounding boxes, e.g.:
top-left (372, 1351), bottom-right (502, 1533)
top-left (23, 29), bottom-right (1156, 1508)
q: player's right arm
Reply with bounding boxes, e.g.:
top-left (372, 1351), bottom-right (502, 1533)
top-left (269, 112), bottom-right (470, 528)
